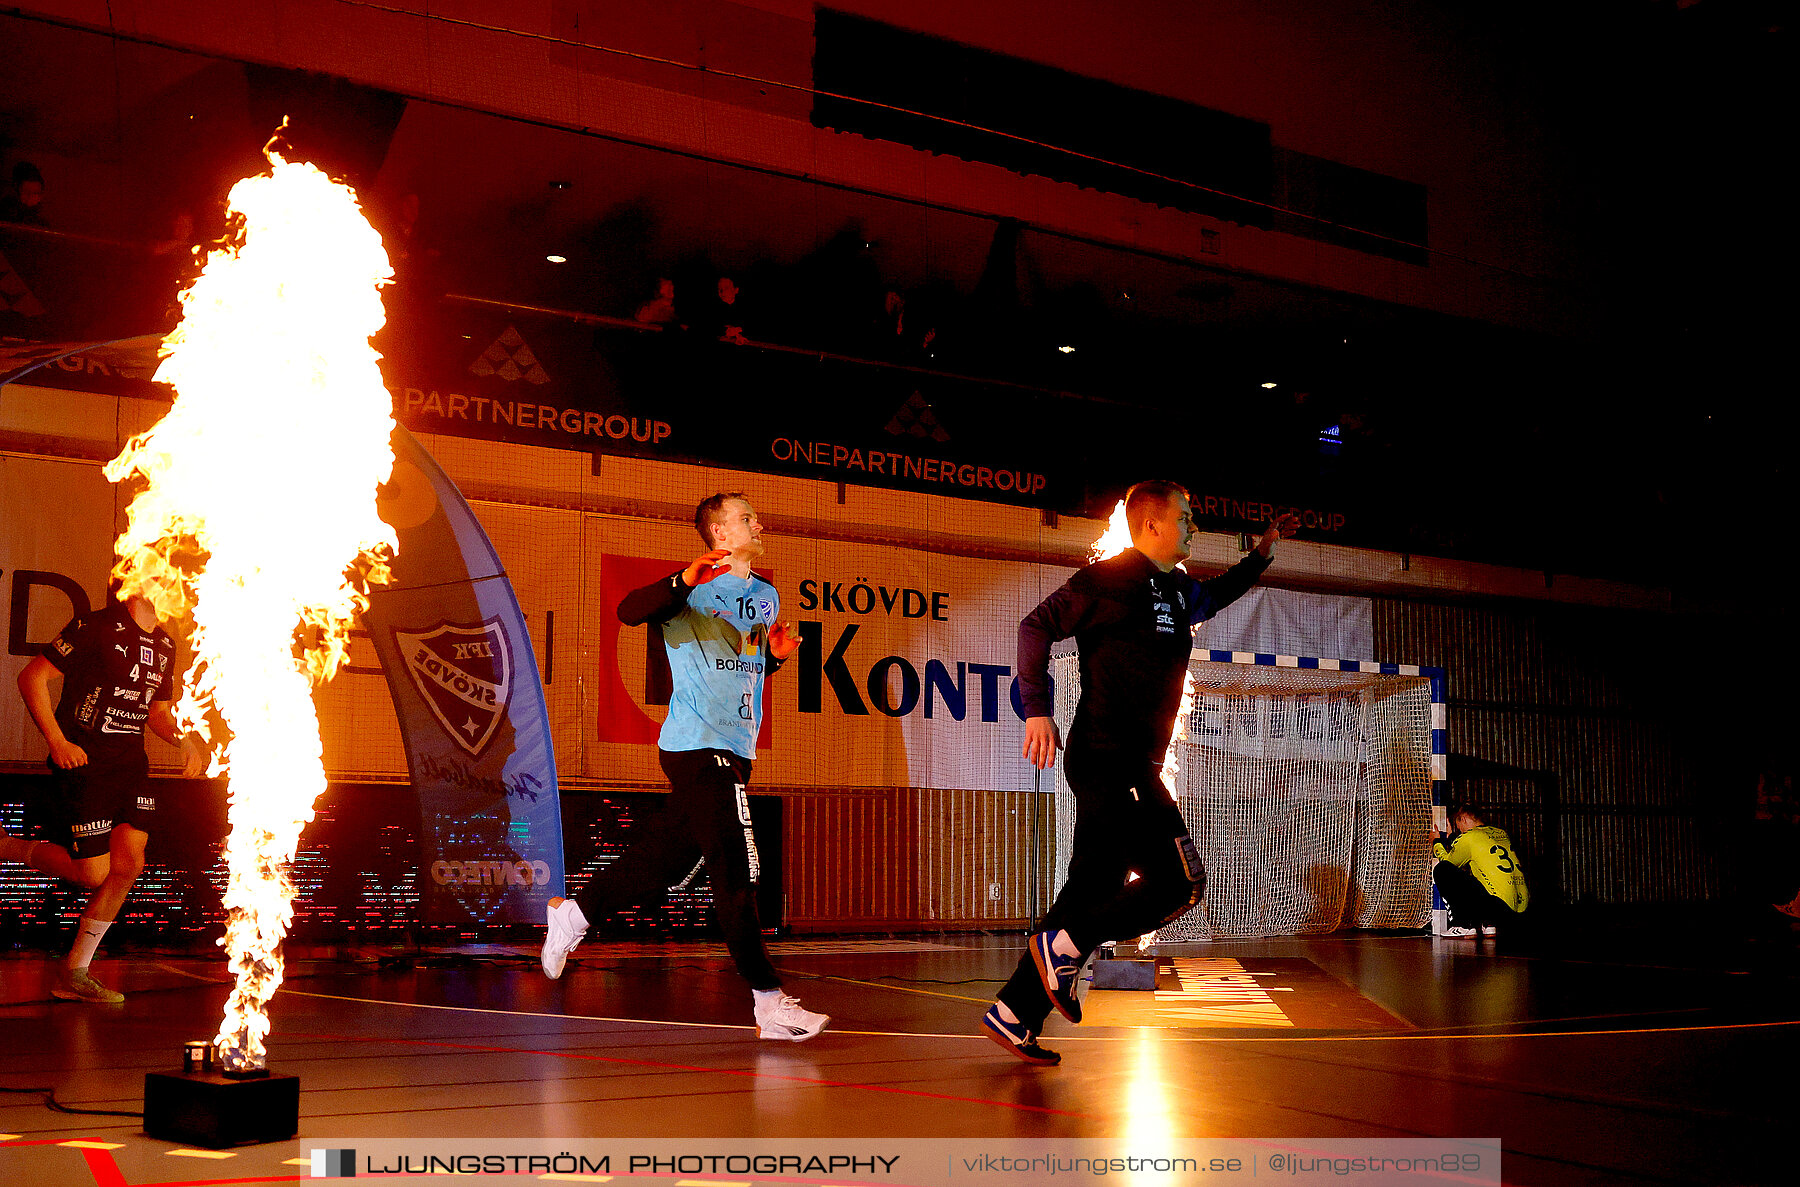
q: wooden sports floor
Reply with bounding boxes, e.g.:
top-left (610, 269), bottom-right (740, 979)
top-left (2, 924), bottom-right (1794, 1186)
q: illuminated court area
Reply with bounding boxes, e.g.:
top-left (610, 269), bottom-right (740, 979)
top-left (3, 928), bottom-right (1795, 1186)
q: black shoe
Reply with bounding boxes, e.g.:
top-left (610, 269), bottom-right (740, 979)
top-left (1029, 929), bottom-right (1084, 1023)
top-left (982, 1003), bottom-right (1060, 1066)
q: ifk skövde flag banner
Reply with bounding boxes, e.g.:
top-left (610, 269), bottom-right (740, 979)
top-left (365, 426), bottom-right (565, 924)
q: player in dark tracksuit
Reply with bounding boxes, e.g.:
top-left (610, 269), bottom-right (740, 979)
top-left (982, 481), bottom-right (1298, 1063)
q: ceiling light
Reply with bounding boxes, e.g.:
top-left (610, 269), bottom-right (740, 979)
top-left (1261, 381), bottom-right (1278, 389)
top-left (545, 254), bottom-right (567, 264)
top-left (1058, 345), bottom-right (1077, 354)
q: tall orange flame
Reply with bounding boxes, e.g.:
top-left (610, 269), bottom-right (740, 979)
top-left (103, 150), bottom-right (397, 1070)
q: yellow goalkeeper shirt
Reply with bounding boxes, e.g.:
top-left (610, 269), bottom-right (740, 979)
top-left (1433, 825), bottom-right (1529, 913)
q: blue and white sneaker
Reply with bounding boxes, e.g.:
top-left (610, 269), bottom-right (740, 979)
top-left (1030, 929), bottom-right (1084, 1023)
top-left (541, 898), bottom-right (589, 979)
top-left (981, 1003), bottom-right (1060, 1065)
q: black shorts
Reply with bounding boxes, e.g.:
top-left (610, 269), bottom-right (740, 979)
top-left (47, 749), bottom-right (155, 859)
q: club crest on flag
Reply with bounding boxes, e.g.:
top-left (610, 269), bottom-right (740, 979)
top-left (395, 620), bottom-right (514, 757)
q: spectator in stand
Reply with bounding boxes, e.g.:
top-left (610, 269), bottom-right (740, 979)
top-left (908, 281), bottom-right (960, 365)
top-left (715, 275), bottom-right (749, 343)
top-left (871, 287), bottom-right (943, 364)
top-left (1, 161), bottom-right (46, 225)
top-left (874, 289), bottom-right (907, 357)
top-left (145, 210), bottom-right (199, 327)
top-left (149, 210), bottom-right (196, 257)
top-left (1752, 772), bottom-right (1800, 918)
top-left (634, 277), bottom-right (680, 328)
top-left (387, 193), bottom-right (443, 302)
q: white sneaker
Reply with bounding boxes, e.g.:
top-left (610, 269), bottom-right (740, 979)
top-left (1442, 925), bottom-right (1476, 938)
top-left (1479, 926), bottom-right (1498, 937)
top-left (541, 899), bottom-right (588, 979)
top-left (754, 993), bottom-right (829, 1042)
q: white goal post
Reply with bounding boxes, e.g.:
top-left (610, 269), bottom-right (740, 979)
top-left (1050, 650), bottom-right (1448, 941)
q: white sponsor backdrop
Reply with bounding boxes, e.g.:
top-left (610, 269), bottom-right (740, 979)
top-left (1205, 586), bottom-right (1374, 662)
top-left (577, 510), bottom-right (1077, 792)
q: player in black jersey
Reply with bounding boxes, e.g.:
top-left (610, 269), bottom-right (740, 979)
top-left (1, 592), bottom-right (203, 1002)
top-left (982, 480), bottom-right (1297, 1064)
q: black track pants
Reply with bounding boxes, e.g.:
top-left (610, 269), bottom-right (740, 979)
top-left (999, 746), bottom-right (1204, 1029)
top-left (573, 747), bottom-right (779, 991)
top-left (1433, 861), bottom-right (1523, 932)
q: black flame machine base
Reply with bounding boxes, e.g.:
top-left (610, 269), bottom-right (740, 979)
top-left (144, 1065), bottom-right (300, 1148)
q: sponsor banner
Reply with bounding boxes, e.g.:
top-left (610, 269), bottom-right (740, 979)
top-left (0, 335), bottom-right (167, 398)
top-left (361, 427), bottom-right (565, 923)
top-left (4, 334), bottom-right (1367, 546)
top-left (1190, 683), bottom-right (1370, 765)
top-left (1206, 585), bottom-right (1374, 660)
top-left (586, 524), bottom-right (1070, 793)
top-left (384, 313), bottom-right (1070, 509)
top-left (582, 530), bottom-right (1385, 791)
top-left (1194, 585), bottom-right (1378, 765)
top-left (6, 374), bottom-right (1371, 803)
top-left (588, 531), bottom-right (1373, 792)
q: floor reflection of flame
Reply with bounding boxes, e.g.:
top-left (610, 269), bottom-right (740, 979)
top-left (1123, 1030), bottom-right (1179, 1152)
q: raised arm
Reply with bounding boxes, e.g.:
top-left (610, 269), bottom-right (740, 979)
top-left (1254, 512), bottom-right (1301, 559)
top-left (1190, 512), bottom-right (1298, 618)
top-left (617, 549), bottom-right (731, 626)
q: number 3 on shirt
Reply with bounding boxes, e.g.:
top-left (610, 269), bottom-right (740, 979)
top-left (1489, 844), bottom-right (1515, 873)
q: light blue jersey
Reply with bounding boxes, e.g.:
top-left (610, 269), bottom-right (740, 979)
top-left (658, 571), bottom-right (779, 759)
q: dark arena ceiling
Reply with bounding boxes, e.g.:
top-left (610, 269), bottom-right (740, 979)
top-left (0, 2), bottom-right (1789, 597)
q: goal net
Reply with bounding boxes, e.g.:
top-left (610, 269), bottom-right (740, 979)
top-left (1051, 651), bottom-right (1443, 940)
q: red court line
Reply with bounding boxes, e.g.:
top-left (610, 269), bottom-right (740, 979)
top-left (283, 1028), bottom-right (1087, 1118)
top-left (128, 1179), bottom-right (301, 1186)
top-left (5, 1139), bottom-right (300, 1187)
top-left (79, 1146), bottom-right (128, 1187)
